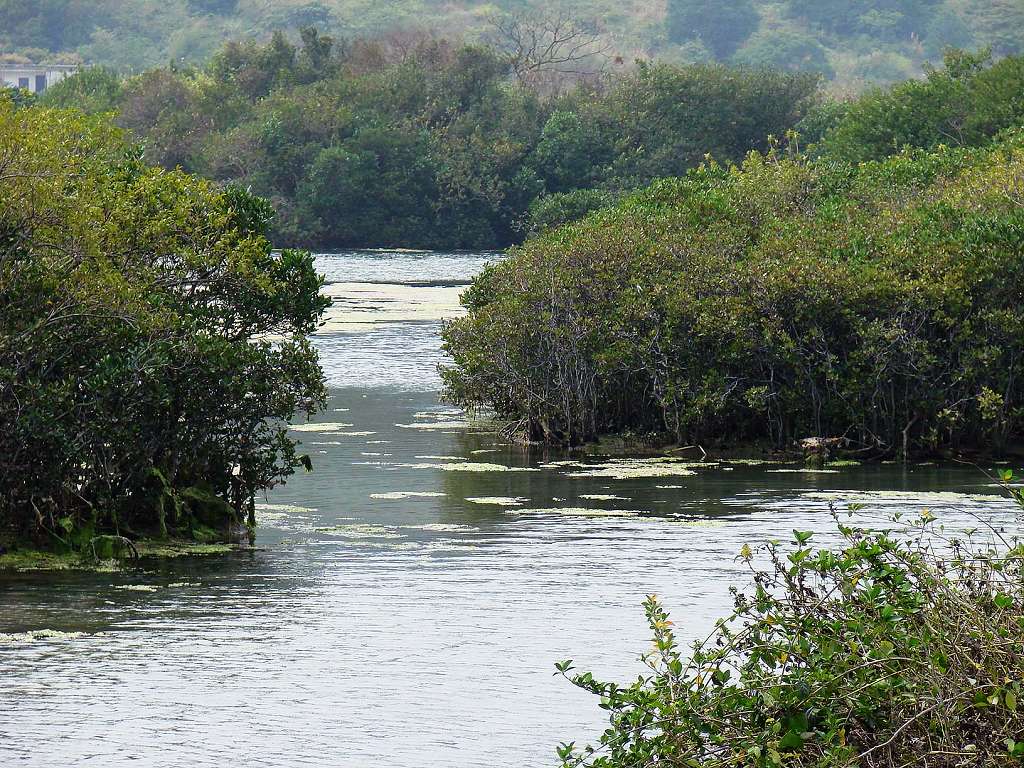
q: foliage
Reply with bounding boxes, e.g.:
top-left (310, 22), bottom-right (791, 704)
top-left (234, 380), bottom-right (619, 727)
top-left (556, 499), bottom-right (1024, 767)
top-left (0, 99), bottom-right (328, 549)
top-left (526, 189), bottom-right (617, 235)
top-left (36, 66), bottom-right (122, 113)
top-left (733, 28), bottom-right (834, 77)
top-left (441, 130), bottom-right (1024, 455)
top-left (1, 87), bottom-right (36, 109)
top-left (816, 49), bottom-right (1024, 163)
top-left (576, 63), bottom-right (820, 190)
top-left (46, 33), bottom-right (818, 250)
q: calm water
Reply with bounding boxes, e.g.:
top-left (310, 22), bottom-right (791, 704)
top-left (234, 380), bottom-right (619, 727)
top-left (2, 251), bottom-right (1020, 767)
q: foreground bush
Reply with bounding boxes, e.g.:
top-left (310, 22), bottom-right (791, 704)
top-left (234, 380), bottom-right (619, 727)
top-left (441, 131), bottom-right (1024, 456)
top-left (0, 99), bottom-right (328, 548)
top-left (558, 493), bottom-right (1024, 767)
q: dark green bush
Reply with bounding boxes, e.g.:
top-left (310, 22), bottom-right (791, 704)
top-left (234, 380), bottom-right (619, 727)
top-left (526, 189), bottom-right (617, 234)
top-left (666, 0), bottom-right (760, 57)
top-left (0, 100), bottom-right (328, 548)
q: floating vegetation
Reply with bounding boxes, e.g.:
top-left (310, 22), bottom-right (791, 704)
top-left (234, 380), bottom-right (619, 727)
top-left (398, 461), bottom-right (538, 473)
top-left (656, 485), bottom-right (684, 489)
top-left (0, 540), bottom-right (238, 572)
top-left (254, 503), bottom-right (317, 531)
top-left (720, 458), bottom-right (787, 466)
top-left (412, 409), bottom-right (464, 420)
top-left (0, 550), bottom-right (88, 572)
top-left (466, 496), bottom-right (529, 506)
top-left (369, 491), bottom-right (446, 500)
top-left (767, 468), bottom-right (841, 474)
top-left (825, 459), bottom-right (862, 467)
top-left (803, 490), bottom-right (1008, 505)
top-left (255, 503), bottom-right (317, 514)
top-left (471, 449), bottom-right (499, 455)
top-left (289, 422), bottom-right (355, 432)
top-left (134, 541), bottom-right (237, 558)
top-left (318, 282), bottom-right (465, 333)
top-left (403, 524), bottom-right (479, 532)
top-left (395, 421), bottom-right (473, 430)
top-left (561, 458), bottom-right (711, 479)
top-left (579, 494), bottom-right (631, 501)
top-left (0, 629), bottom-right (100, 644)
top-left (314, 524), bottom-right (402, 538)
top-left (335, 431), bottom-right (377, 437)
top-left (114, 584), bottom-right (160, 592)
top-left (414, 455), bottom-right (464, 461)
top-left (509, 507), bottom-right (641, 517)
top-left (670, 519), bottom-right (728, 528)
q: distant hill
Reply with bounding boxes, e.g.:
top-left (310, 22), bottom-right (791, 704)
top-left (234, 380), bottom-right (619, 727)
top-left (2, 0), bottom-right (1023, 87)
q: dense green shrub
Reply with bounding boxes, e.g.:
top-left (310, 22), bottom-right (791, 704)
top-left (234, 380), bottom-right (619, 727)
top-left (732, 29), bottom-right (834, 77)
top-left (36, 65), bottom-right (122, 113)
top-left (441, 132), bottom-right (1024, 455)
top-left (817, 50), bottom-right (1024, 163)
top-left (526, 189), bottom-right (618, 235)
top-left (557, 496), bottom-right (1024, 766)
top-left (0, 100), bottom-right (328, 548)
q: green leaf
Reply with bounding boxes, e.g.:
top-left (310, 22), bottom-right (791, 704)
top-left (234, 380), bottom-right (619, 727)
top-left (793, 530), bottom-right (813, 545)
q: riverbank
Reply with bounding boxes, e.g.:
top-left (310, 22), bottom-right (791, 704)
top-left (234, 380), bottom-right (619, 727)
top-left (0, 540), bottom-right (251, 573)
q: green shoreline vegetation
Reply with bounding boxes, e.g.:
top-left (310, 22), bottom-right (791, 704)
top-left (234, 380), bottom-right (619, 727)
top-left (16, 34), bottom-right (1022, 257)
top-left (0, 541), bottom-right (241, 573)
top-left (2, 14), bottom-right (1024, 767)
top-left (441, 51), bottom-right (1024, 458)
top-left (0, 99), bottom-right (328, 567)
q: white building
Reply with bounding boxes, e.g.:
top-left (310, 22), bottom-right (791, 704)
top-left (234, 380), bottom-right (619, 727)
top-left (0, 64), bottom-right (79, 94)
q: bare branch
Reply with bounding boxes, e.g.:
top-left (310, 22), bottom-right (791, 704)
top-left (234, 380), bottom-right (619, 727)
top-left (486, 10), bottom-right (612, 87)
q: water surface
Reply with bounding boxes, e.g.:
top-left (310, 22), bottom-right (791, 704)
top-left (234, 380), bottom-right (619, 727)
top-left (2, 250), bottom-right (1019, 767)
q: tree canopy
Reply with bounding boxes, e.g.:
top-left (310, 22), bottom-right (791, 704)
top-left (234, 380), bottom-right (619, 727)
top-left (36, 32), bottom-right (822, 250)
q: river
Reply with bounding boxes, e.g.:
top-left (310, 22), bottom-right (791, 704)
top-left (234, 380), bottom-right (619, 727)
top-left (1, 250), bottom-right (1019, 767)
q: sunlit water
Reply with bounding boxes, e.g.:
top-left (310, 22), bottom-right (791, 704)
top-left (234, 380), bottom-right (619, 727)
top-left (2, 251), bottom-right (1020, 767)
